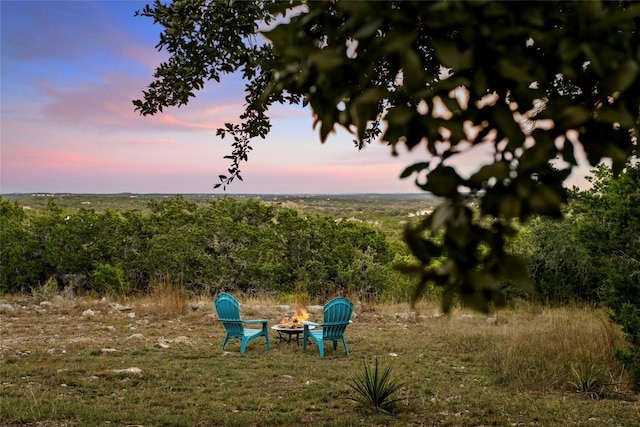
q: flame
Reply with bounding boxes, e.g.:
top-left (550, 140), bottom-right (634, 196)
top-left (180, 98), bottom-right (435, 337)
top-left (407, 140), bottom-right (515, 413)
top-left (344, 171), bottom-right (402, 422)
top-left (280, 306), bottom-right (309, 328)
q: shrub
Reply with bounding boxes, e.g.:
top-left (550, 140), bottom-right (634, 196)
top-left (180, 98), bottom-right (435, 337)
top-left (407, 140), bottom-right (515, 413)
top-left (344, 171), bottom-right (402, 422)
top-left (348, 357), bottom-right (406, 414)
top-left (90, 264), bottom-right (128, 296)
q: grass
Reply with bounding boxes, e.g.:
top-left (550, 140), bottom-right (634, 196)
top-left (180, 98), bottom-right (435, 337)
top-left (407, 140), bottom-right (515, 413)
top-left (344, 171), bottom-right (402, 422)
top-left (1, 292), bottom-right (639, 426)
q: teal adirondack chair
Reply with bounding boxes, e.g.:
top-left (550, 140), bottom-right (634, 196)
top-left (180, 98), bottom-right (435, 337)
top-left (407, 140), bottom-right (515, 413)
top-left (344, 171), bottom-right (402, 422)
top-left (302, 297), bottom-right (353, 357)
top-left (214, 293), bottom-right (270, 354)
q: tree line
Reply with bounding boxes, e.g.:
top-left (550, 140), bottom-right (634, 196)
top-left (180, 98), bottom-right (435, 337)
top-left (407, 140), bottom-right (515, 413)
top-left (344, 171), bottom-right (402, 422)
top-left (0, 196), bottom-right (400, 300)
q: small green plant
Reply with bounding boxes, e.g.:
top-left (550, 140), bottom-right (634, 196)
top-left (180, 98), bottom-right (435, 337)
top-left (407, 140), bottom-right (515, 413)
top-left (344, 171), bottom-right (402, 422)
top-left (31, 276), bottom-right (59, 302)
top-left (568, 362), bottom-right (609, 399)
top-left (348, 357), bottom-right (406, 414)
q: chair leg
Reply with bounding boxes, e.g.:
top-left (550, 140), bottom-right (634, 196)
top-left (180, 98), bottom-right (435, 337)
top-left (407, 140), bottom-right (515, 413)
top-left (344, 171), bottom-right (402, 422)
top-left (317, 341), bottom-right (324, 357)
top-left (263, 324), bottom-right (271, 351)
top-left (240, 338), bottom-right (249, 354)
top-left (342, 338), bottom-right (349, 356)
top-left (222, 335), bottom-right (230, 351)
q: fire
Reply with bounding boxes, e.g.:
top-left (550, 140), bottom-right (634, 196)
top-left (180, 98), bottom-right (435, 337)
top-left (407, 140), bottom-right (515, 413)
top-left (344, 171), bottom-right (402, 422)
top-left (280, 306), bottom-right (309, 328)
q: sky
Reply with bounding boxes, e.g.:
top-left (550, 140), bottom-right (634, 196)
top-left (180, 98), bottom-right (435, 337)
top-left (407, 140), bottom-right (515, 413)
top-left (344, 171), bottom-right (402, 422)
top-left (1, 1), bottom-right (594, 195)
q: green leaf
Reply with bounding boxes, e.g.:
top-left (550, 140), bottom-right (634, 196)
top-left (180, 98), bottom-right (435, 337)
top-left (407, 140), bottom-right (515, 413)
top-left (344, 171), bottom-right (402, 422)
top-left (412, 276), bottom-right (431, 309)
top-left (468, 161), bottom-right (511, 187)
top-left (393, 264), bottom-right (425, 277)
top-left (518, 132), bottom-right (556, 173)
top-left (558, 105), bottom-right (591, 129)
top-left (527, 184), bottom-right (564, 217)
top-left (421, 165), bottom-right (463, 197)
top-left (492, 104), bottom-right (525, 151)
top-left (558, 38), bottom-right (581, 64)
top-left (469, 270), bottom-right (501, 291)
top-left (316, 109), bottom-right (337, 142)
top-left (429, 202), bottom-right (452, 232)
top-left (404, 226), bottom-right (442, 264)
top-left (608, 59), bottom-right (638, 94)
top-left (497, 58), bottom-right (532, 82)
top-left (310, 50), bottom-right (345, 72)
top-left (432, 40), bottom-right (472, 70)
top-left (352, 18), bottom-right (384, 39)
top-left (402, 50), bottom-right (425, 89)
top-left (386, 106), bottom-right (415, 127)
top-left (399, 162), bottom-right (429, 179)
top-left (606, 143), bottom-right (632, 177)
top-left (499, 255), bottom-right (534, 293)
top-left (351, 88), bottom-right (388, 139)
top-left (596, 105), bottom-right (636, 128)
top-left (441, 287), bottom-right (456, 314)
top-left (460, 289), bottom-right (491, 314)
top-left (499, 194), bottom-right (522, 220)
top-left (562, 140), bottom-right (577, 166)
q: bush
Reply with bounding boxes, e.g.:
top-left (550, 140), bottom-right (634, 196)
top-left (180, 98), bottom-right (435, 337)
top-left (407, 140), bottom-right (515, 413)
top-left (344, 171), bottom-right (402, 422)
top-left (90, 264), bottom-right (128, 296)
top-left (1, 197), bottom-right (397, 301)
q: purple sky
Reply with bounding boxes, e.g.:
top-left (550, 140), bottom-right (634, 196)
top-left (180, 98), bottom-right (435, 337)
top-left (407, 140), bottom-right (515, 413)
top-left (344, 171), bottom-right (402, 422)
top-left (1, 1), bottom-right (593, 195)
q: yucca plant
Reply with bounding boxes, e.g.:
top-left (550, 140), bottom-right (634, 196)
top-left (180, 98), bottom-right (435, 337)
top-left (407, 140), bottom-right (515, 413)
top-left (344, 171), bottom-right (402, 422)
top-left (348, 357), bottom-right (406, 414)
top-left (568, 362), bottom-right (609, 399)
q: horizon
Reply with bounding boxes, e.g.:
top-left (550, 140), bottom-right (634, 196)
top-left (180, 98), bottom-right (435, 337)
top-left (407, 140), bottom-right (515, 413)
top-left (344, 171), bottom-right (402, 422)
top-left (1, 191), bottom-right (437, 198)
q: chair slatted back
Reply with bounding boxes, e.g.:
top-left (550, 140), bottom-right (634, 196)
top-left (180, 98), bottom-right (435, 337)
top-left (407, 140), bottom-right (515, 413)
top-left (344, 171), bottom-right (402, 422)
top-left (215, 294), bottom-right (244, 337)
top-left (322, 297), bottom-right (353, 341)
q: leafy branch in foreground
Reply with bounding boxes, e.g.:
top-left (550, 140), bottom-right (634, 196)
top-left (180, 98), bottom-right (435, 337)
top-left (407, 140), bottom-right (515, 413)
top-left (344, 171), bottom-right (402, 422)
top-left (348, 357), bottom-right (407, 414)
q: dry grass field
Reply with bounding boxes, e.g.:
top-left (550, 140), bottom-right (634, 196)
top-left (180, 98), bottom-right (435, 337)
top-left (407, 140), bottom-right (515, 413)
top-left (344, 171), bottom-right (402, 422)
top-left (1, 289), bottom-right (639, 426)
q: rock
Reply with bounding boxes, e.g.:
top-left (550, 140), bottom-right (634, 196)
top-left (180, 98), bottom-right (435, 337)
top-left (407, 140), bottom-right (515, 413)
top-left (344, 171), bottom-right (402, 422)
top-left (189, 301), bottom-right (206, 311)
top-left (112, 367), bottom-right (142, 376)
top-left (0, 303), bottom-right (14, 312)
top-left (81, 309), bottom-right (95, 317)
top-left (112, 303), bottom-right (133, 312)
top-left (393, 312), bottom-right (413, 319)
top-left (126, 333), bottom-right (144, 340)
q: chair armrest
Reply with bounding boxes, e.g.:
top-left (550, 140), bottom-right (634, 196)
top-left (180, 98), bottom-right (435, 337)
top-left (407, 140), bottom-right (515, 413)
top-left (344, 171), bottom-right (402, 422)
top-left (303, 321), bottom-right (320, 332)
top-left (243, 319), bottom-right (268, 324)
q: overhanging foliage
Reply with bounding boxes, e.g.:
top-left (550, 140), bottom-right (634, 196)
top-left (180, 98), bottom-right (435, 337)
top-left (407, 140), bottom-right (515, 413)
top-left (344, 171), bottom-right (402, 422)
top-left (134, 1), bottom-right (639, 313)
